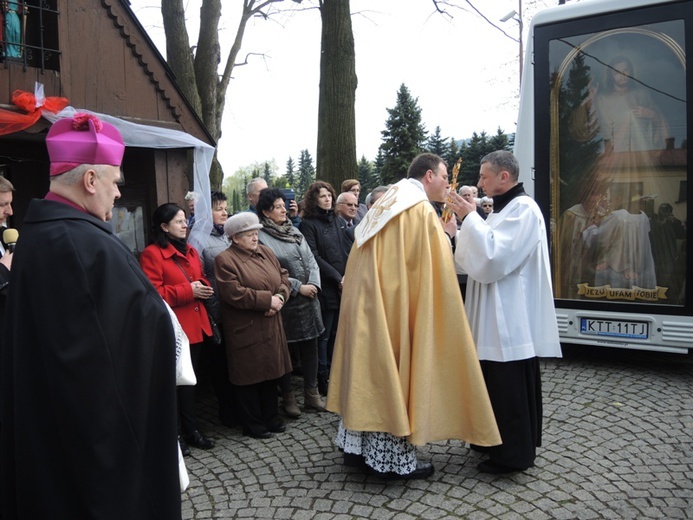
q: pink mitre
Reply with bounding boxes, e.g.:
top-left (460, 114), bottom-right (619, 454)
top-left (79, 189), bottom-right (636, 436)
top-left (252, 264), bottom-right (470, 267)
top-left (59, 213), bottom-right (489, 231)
top-left (46, 113), bottom-right (125, 176)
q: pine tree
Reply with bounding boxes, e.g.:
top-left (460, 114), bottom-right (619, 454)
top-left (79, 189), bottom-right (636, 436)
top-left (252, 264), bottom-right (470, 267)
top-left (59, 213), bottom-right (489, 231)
top-left (445, 137), bottom-right (461, 174)
top-left (284, 157), bottom-right (297, 189)
top-left (426, 126), bottom-right (449, 157)
top-left (459, 131), bottom-right (490, 187)
top-left (357, 156), bottom-right (377, 202)
top-left (297, 149), bottom-right (316, 199)
top-left (373, 149), bottom-right (385, 186)
top-left (263, 162), bottom-right (273, 186)
top-left (489, 127), bottom-right (511, 151)
top-left (232, 189), bottom-right (242, 215)
top-left (455, 129), bottom-right (514, 194)
top-left (378, 84), bottom-right (427, 184)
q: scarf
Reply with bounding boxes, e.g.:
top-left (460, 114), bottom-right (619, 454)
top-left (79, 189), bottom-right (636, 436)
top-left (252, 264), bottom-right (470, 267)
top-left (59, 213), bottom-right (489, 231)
top-left (213, 223), bottom-right (225, 236)
top-left (168, 236), bottom-right (188, 255)
top-left (260, 216), bottom-right (302, 244)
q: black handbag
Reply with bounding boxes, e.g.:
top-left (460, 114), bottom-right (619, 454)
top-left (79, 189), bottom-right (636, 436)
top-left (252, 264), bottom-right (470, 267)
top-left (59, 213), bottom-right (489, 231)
top-left (171, 256), bottom-right (222, 345)
top-left (207, 313), bottom-right (223, 345)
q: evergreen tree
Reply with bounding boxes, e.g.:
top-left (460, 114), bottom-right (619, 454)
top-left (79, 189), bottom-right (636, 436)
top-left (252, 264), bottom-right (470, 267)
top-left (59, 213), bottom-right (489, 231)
top-left (454, 129), bottom-right (514, 194)
top-left (445, 137), bottom-right (461, 174)
top-left (232, 189), bottom-right (242, 215)
top-left (378, 84), bottom-right (427, 184)
top-left (357, 156), bottom-right (377, 202)
top-left (373, 149), bottom-right (385, 186)
top-left (284, 157), bottom-right (297, 189)
top-left (297, 149), bottom-right (316, 199)
top-left (459, 131), bottom-right (490, 187)
top-left (263, 162), bottom-right (273, 186)
top-left (489, 127), bottom-right (511, 151)
top-left (426, 126), bottom-right (449, 157)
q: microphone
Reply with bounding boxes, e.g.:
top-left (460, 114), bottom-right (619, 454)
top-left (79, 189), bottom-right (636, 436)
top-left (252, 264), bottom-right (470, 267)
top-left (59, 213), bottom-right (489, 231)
top-left (3, 228), bottom-right (18, 254)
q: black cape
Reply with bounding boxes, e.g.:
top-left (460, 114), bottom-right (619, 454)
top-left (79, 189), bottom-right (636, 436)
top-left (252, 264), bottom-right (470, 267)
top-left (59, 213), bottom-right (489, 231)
top-left (1, 199), bottom-right (181, 519)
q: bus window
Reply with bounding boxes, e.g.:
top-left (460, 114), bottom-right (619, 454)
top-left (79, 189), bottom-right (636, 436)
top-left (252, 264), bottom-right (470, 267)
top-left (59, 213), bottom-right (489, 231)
top-left (545, 18), bottom-right (687, 306)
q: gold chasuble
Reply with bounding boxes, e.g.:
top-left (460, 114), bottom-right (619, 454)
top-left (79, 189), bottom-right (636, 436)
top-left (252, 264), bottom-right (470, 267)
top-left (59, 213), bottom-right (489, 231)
top-left (326, 180), bottom-right (501, 447)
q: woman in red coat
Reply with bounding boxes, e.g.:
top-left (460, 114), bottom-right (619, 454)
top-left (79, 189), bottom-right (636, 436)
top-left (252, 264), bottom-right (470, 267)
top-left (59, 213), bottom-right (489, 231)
top-left (140, 203), bottom-right (215, 456)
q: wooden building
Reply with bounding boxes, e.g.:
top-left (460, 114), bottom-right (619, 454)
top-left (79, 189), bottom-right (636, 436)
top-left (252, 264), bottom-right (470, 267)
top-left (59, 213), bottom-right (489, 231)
top-left (0, 0), bottom-right (215, 253)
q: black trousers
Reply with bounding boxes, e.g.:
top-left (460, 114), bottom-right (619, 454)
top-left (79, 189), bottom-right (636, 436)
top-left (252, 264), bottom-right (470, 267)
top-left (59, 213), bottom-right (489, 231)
top-left (178, 342), bottom-right (203, 436)
top-left (480, 357), bottom-right (542, 469)
top-left (235, 378), bottom-right (281, 435)
top-left (199, 333), bottom-right (239, 425)
top-left (279, 337), bottom-right (319, 392)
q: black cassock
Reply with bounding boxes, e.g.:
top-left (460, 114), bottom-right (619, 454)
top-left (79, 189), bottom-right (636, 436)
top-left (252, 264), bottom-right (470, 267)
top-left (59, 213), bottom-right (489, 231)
top-left (1, 198), bottom-right (181, 519)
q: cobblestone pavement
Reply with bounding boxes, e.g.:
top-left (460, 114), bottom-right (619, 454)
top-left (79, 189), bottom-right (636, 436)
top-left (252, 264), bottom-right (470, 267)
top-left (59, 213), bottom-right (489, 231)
top-left (181, 345), bottom-right (693, 519)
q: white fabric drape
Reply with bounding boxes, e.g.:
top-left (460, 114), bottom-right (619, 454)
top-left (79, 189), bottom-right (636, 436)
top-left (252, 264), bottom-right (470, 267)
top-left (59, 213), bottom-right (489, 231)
top-left (41, 95), bottom-right (214, 254)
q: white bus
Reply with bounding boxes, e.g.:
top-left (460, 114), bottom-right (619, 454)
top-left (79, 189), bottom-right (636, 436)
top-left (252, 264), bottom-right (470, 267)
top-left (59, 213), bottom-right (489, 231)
top-left (514, 0), bottom-right (691, 353)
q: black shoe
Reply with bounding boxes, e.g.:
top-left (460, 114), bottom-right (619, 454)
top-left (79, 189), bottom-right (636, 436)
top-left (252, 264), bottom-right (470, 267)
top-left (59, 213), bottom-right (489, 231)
top-left (402, 461), bottom-right (435, 480)
top-left (178, 436), bottom-right (191, 457)
top-left (343, 452), bottom-right (367, 468)
top-left (477, 460), bottom-right (520, 474)
top-left (185, 430), bottom-right (214, 450)
top-left (470, 444), bottom-right (490, 453)
top-left (268, 421), bottom-right (286, 433)
top-left (373, 461), bottom-right (434, 480)
top-left (243, 428), bottom-right (272, 439)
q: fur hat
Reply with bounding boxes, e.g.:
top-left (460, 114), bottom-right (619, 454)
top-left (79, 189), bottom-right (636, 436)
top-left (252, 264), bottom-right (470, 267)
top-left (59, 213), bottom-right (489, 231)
top-left (224, 212), bottom-right (263, 238)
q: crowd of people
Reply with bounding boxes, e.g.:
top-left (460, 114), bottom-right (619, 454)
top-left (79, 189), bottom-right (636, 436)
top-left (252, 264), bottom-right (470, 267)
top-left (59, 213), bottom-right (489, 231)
top-left (0, 113), bottom-right (562, 516)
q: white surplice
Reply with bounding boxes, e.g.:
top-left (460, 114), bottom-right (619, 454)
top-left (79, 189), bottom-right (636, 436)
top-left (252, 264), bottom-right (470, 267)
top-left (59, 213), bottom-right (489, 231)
top-left (455, 195), bottom-right (562, 362)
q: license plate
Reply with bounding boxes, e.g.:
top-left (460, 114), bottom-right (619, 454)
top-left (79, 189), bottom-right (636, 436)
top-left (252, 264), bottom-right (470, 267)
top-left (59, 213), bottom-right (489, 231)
top-left (580, 318), bottom-right (649, 339)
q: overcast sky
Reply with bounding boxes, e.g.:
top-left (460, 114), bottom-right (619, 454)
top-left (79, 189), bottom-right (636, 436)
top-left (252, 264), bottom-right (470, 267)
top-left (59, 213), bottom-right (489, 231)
top-left (128, 0), bottom-right (557, 176)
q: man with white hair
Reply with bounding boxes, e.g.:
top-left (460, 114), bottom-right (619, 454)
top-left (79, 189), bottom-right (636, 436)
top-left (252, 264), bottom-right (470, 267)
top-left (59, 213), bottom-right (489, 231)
top-left (0, 176), bottom-right (15, 321)
top-left (365, 185), bottom-right (389, 209)
top-left (335, 192), bottom-right (358, 228)
top-left (459, 185), bottom-right (485, 218)
top-left (246, 177), bottom-right (300, 225)
top-left (1, 114), bottom-right (180, 518)
top-left (184, 190), bottom-right (198, 227)
top-left (246, 177), bottom-right (268, 213)
top-left (0, 177), bottom-right (15, 290)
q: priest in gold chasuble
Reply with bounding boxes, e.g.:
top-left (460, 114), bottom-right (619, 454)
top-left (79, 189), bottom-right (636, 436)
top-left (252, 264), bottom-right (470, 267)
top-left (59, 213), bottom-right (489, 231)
top-left (326, 154), bottom-right (500, 479)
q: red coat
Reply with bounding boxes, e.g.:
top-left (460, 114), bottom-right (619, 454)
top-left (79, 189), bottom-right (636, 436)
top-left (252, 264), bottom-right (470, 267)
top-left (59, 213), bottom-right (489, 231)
top-left (140, 243), bottom-right (212, 344)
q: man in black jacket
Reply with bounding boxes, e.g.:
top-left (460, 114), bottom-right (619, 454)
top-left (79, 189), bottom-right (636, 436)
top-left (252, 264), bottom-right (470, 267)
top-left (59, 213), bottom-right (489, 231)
top-left (0, 176), bottom-right (15, 301)
top-left (1, 113), bottom-right (181, 519)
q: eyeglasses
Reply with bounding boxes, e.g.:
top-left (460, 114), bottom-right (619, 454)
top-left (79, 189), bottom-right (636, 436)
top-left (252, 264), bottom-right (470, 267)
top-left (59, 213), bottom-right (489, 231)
top-left (338, 203), bottom-right (358, 208)
top-left (482, 204), bottom-right (493, 208)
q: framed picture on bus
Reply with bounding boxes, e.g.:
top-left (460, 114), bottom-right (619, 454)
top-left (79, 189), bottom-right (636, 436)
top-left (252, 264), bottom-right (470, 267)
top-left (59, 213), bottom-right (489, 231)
top-left (536, 4), bottom-right (688, 307)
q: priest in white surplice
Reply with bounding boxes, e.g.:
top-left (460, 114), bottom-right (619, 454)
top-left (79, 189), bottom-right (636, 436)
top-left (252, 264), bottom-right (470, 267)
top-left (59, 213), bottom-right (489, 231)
top-left (449, 150), bottom-right (562, 474)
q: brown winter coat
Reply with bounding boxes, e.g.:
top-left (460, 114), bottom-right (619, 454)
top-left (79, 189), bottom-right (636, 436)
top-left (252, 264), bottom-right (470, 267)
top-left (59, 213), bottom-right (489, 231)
top-left (214, 243), bottom-right (292, 386)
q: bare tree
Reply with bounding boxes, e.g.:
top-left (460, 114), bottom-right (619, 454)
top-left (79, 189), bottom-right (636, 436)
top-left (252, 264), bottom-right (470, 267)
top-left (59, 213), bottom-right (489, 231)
top-left (162, 0), bottom-right (287, 190)
top-left (161, 0), bottom-right (359, 191)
